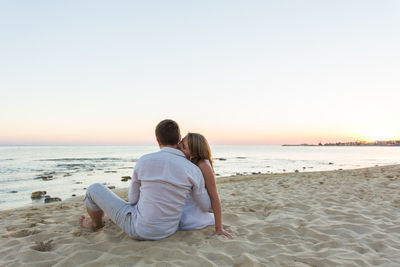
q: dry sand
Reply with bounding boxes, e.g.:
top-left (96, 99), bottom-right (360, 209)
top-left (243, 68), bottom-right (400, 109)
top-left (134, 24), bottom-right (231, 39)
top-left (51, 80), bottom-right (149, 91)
top-left (1, 165), bottom-right (400, 266)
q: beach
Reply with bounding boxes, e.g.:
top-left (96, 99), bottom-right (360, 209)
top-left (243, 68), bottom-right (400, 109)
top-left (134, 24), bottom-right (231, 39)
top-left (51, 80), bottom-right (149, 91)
top-left (1, 165), bottom-right (399, 266)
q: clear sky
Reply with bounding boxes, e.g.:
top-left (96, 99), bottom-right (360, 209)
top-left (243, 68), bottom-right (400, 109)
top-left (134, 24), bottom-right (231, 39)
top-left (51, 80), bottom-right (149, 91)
top-left (1, 1), bottom-right (399, 145)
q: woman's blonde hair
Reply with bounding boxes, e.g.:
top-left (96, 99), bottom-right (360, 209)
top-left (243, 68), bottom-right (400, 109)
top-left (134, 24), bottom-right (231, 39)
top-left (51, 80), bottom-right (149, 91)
top-left (187, 133), bottom-right (214, 170)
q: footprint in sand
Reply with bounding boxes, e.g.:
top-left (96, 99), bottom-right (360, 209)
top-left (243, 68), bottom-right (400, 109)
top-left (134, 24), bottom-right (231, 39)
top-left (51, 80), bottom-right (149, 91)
top-left (56, 205), bottom-right (71, 210)
top-left (3, 229), bottom-right (41, 238)
top-left (71, 230), bottom-right (82, 237)
top-left (31, 240), bottom-right (53, 252)
top-left (6, 226), bottom-right (19, 231)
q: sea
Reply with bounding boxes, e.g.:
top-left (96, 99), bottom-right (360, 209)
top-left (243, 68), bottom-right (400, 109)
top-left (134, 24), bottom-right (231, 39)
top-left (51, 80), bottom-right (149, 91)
top-left (0, 145), bottom-right (399, 211)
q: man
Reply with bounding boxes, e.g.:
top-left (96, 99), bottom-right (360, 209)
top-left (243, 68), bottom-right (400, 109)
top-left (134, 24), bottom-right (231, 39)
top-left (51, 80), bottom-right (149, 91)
top-left (79, 119), bottom-right (211, 240)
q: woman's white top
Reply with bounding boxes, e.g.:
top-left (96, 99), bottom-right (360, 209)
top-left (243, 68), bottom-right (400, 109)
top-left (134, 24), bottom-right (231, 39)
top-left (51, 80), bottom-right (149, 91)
top-left (179, 159), bottom-right (215, 230)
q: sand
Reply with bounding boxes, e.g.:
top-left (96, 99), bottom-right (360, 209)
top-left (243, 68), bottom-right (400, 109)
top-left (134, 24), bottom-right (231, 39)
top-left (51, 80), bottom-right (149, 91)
top-left (1, 165), bottom-right (400, 266)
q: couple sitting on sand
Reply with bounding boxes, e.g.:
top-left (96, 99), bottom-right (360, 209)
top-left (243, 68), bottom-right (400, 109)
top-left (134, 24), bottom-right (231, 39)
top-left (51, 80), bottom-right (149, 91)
top-left (79, 119), bottom-right (232, 240)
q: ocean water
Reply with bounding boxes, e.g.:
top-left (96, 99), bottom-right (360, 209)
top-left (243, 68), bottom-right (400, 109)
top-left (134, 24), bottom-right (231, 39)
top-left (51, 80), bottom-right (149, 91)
top-left (0, 145), bottom-right (399, 211)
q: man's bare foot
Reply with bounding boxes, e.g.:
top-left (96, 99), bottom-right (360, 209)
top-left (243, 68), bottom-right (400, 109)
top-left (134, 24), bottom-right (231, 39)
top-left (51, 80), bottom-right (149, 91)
top-left (79, 215), bottom-right (103, 231)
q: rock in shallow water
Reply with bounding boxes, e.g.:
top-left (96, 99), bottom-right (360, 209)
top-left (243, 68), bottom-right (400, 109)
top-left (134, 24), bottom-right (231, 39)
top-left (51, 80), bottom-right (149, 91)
top-left (31, 191), bottom-right (47, 199)
top-left (40, 175), bottom-right (53, 181)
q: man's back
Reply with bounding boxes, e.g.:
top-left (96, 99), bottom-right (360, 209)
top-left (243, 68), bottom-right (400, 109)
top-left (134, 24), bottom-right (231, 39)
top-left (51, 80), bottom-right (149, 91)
top-left (128, 147), bottom-right (210, 240)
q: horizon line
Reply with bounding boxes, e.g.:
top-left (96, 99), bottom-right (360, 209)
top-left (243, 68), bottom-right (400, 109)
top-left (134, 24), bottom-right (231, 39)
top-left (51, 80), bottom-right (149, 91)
top-left (0, 143), bottom-right (284, 146)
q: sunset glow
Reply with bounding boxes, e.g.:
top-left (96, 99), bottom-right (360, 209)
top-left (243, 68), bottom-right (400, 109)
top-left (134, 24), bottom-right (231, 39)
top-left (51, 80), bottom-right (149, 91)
top-left (362, 129), bottom-right (398, 142)
top-left (1, 1), bottom-right (399, 145)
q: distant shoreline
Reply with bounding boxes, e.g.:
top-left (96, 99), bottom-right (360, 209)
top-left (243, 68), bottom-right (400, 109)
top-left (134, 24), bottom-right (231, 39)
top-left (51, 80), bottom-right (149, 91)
top-left (283, 140), bottom-right (400, 147)
top-left (281, 144), bottom-right (400, 147)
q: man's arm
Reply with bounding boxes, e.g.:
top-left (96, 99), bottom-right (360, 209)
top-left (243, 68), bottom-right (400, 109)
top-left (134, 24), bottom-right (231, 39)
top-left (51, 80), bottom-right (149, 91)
top-left (128, 166), bottom-right (141, 205)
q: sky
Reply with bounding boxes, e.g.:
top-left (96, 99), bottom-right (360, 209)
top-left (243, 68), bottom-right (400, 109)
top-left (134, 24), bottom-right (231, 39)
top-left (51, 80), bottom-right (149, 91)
top-left (1, 0), bottom-right (399, 145)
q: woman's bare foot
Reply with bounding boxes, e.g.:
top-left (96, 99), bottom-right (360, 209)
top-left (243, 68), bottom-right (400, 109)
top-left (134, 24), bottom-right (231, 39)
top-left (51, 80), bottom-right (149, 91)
top-left (103, 215), bottom-right (111, 223)
top-left (79, 215), bottom-right (103, 231)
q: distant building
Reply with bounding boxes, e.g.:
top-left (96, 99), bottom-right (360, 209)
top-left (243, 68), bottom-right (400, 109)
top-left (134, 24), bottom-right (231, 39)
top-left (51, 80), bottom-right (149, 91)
top-left (283, 140), bottom-right (400, 146)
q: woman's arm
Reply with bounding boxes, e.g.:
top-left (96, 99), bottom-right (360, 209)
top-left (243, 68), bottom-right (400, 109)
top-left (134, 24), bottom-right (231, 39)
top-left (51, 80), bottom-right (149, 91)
top-left (198, 160), bottom-right (232, 238)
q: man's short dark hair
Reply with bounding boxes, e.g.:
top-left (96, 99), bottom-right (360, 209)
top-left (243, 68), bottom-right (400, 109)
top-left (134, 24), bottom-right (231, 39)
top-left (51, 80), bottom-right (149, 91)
top-left (155, 119), bottom-right (181, 146)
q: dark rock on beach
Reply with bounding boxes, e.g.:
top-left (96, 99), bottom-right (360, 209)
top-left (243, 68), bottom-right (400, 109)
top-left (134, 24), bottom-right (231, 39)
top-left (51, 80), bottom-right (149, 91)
top-left (44, 197), bottom-right (62, 203)
top-left (31, 191), bottom-right (47, 199)
top-left (107, 186), bottom-right (116, 190)
top-left (121, 176), bottom-right (132, 182)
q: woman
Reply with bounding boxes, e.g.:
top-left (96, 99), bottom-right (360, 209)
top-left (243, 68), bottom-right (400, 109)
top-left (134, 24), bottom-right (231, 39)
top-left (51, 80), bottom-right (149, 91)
top-left (178, 133), bottom-right (232, 238)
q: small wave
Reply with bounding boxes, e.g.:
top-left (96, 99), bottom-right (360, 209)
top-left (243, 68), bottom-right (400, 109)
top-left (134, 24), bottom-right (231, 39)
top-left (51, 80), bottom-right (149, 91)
top-left (38, 157), bottom-right (122, 161)
top-left (0, 168), bottom-right (26, 175)
top-left (0, 176), bottom-right (41, 183)
top-left (56, 163), bottom-right (96, 169)
top-left (0, 158), bottom-right (15, 162)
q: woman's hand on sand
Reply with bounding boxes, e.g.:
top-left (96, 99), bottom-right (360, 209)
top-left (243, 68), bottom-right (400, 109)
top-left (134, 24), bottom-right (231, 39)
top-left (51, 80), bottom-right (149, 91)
top-left (215, 228), bottom-right (233, 238)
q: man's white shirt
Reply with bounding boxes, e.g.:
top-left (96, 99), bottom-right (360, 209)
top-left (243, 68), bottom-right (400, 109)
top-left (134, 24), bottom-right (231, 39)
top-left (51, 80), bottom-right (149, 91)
top-left (128, 147), bottom-right (211, 240)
